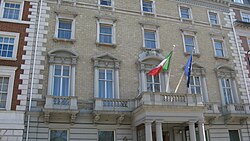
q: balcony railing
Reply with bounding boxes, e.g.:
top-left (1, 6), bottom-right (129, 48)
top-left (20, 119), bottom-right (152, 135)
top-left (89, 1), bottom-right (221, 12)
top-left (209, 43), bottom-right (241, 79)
top-left (135, 92), bottom-right (203, 107)
top-left (94, 98), bottom-right (135, 112)
top-left (222, 104), bottom-right (250, 114)
top-left (44, 95), bottom-right (78, 110)
top-left (204, 103), bottom-right (221, 114)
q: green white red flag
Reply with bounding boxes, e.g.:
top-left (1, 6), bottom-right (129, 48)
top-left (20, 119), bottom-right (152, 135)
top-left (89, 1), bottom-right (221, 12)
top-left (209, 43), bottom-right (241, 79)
top-left (148, 51), bottom-right (173, 76)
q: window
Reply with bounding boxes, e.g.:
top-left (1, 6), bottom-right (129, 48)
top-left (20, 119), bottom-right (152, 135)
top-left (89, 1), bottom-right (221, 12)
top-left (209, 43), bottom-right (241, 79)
top-left (242, 13), bottom-right (250, 23)
top-left (0, 66), bottom-right (16, 110)
top-left (146, 74), bottom-right (161, 92)
top-left (221, 78), bottom-right (233, 104)
top-left (180, 6), bottom-right (191, 19)
top-left (99, 24), bottom-right (113, 44)
top-left (209, 12), bottom-right (219, 25)
top-left (50, 130), bottom-right (68, 141)
top-left (0, 77), bottom-right (9, 108)
top-left (2, 1), bottom-right (22, 20)
top-left (142, 0), bottom-right (154, 13)
top-left (0, 32), bottom-right (19, 60)
top-left (98, 69), bottom-right (114, 98)
top-left (234, 0), bottom-right (243, 4)
top-left (144, 30), bottom-right (157, 49)
top-left (229, 130), bottom-right (240, 141)
top-left (98, 131), bottom-right (114, 141)
top-left (52, 65), bottom-right (70, 97)
top-left (213, 40), bottom-right (225, 57)
top-left (189, 76), bottom-right (202, 94)
top-left (100, 0), bottom-right (112, 6)
top-left (184, 35), bottom-right (196, 53)
top-left (55, 16), bottom-right (75, 40)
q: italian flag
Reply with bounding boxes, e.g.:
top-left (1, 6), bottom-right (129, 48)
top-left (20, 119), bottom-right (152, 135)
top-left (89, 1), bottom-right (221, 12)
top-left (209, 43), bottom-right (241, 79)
top-left (148, 51), bottom-right (173, 76)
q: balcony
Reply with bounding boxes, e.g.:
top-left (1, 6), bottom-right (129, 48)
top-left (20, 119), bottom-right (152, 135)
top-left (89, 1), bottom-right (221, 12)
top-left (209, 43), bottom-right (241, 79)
top-left (94, 98), bottom-right (135, 112)
top-left (204, 103), bottom-right (221, 124)
top-left (43, 95), bottom-right (79, 123)
top-left (222, 104), bottom-right (250, 124)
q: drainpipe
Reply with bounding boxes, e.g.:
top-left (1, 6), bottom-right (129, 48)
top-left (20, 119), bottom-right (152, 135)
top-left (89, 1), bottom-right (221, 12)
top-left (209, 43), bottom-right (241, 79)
top-left (25, 0), bottom-right (43, 140)
top-left (229, 14), bottom-right (250, 104)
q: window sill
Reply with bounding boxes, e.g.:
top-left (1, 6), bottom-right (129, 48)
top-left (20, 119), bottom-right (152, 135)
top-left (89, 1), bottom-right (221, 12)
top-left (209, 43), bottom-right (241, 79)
top-left (184, 52), bottom-right (200, 57)
top-left (53, 37), bottom-right (76, 43)
top-left (210, 24), bottom-right (222, 29)
top-left (0, 18), bottom-right (31, 25)
top-left (214, 56), bottom-right (229, 60)
top-left (180, 18), bottom-right (193, 24)
top-left (96, 42), bottom-right (117, 48)
top-left (141, 47), bottom-right (162, 53)
top-left (142, 12), bottom-right (156, 17)
top-left (0, 57), bottom-right (17, 61)
top-left (99, 5), bottom-right (114, 11)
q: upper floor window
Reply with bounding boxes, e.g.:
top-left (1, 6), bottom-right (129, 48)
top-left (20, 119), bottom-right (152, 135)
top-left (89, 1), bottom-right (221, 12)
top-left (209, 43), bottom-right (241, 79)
top-left (180, 6), bottom-right (191, 19)
top-left (100, 0), bottom-right (112, 6)
top-left (234, 0), bottom-right (244, 4)
top-left (0, 31), bottom-right (19, 60)
top-left (2, 1), bottom-right (22, 20)
top-left (57, 18), bottom-right (74, 40)
top-left (0, 77), bottom-right (9, 108)
top-left (142, 0), bottom-right (154, 13)
top-left (47, 49), bottom-right (78, 97)
top-left (98, 69), bottom-right (114, 98)
top-left (221, 78), bottom-right (233, 104)
top-left (213, 39), bottom-right (226, 57)
top-left (209, 12), bottom-right (219, 25)
top-left (50, 130), bottom-right (68, 141)
top-left (189, 76), bottom-right (202, 94)
top-left (53, 65), bottom-right (70, 97)
top-left (98, 131), bottom-right (114, 141)
top-left (242, 13), bottom-right (250, 23)
top-left (146, 74), bottom-right (161, 92)
top-left (100, 23), bottom-right (113, 44)
top-left (144, 29), bottom-right (157, 49)
top-left (184, 35), bottom-right (196, 53)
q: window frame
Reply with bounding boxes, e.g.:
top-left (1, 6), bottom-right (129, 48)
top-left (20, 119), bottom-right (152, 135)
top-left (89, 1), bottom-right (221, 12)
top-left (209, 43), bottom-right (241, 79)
top-left (179, 6), bottom-right (192, 21)
top-left (208, 11), bottom-right (220, 25)
top-left (212, 38), bottom-right (227, 58)
top-left (0, 0), bottom-right (24, 21)
top-left (221, 78), bottom-right (234, 104)
top-left (98, 68), bottom-right (114, 99)
top-left (0, 31), bottom-right (19, 60)
top-left (96, 20), bottom-right (116, 46)
top-left (146, 73), bottom-right (161, 92)
top-left (182, 33), bottom-right (199, 54)
top-left (98, 130), bottom-right (115, 141)
top-left (142, 26), bottom-right (159, 49)
top-left (55, 15), bottom-right (76, 41)
top-left (51, 64), bottom-right (71, 97)
top-left (49, 129), bottom-right (69, 141)
top-left (0, 66), bottom-right (16, 110)
top-left (189, 76), bottom-right (202, 95)
top-left (241, 12), bottom-right (250, 23)
top-left (141, 0), bottom-right (156, 15)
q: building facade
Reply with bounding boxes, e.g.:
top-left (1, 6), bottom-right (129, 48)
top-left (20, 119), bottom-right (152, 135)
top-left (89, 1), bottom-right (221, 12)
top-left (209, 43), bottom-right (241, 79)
top-left (23, 0), bottom-right (250, 141)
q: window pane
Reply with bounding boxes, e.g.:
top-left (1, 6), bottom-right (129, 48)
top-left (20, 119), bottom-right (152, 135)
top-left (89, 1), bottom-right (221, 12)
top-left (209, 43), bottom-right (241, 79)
top-left (50, 130), bottom-right (67, 141)
top-left (100, 25), bottom-right (112, 34)
top-left (63, 66), bottom-right (70, 76)
top-left (143, 1), bottom-right (153, 12)
top-left (98, 131), bottom-right (114, 141)
top-left (100, 0), bottom-right (111, 6)
top-left (146, 75), bottom-right (152, 82)
top-left (145, 40), bottom-right (156, 48)
top-left (53, 77), bottom-right (61, 96)
top-left (62, 78), bottom-right (69, 96)
top-left (180, 7), bottom-right (190, 19)
top-left (54, 65), bottom-right (61, 75)
top-left (107, 70), bottom-right (113, 80)
top-left (154, 84), bottom-right (160, 92)
top-left (144, 31), bottom-right (155, 40)
top-left (0, 77), bottom-right (9, 108)
top-left (100, 35), bottom-right (112, 43)
top-left (98, 80), bottom-right (105, 98)
top-left (106, 81), bottom-right (113, 98)
top-left (229, 130), bottom-right (240, 141)
top-left (154, 75), bottom-right (160, 83)
top-left (147, 83), bottom-right (153, 92)
top-left (99, 70), bottom-right (105, 79)
top-left (3, 3), bottom-right (20, 20)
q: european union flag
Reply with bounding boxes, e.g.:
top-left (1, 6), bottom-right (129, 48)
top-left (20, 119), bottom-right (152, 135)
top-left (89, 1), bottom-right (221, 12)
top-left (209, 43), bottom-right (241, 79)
top-left (184, 55), bottom-right (193, 88)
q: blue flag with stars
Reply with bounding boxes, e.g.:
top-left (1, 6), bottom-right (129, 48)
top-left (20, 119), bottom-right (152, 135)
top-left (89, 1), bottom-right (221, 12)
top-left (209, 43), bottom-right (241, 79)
top-left (184, 55), bottom-right (193, 88)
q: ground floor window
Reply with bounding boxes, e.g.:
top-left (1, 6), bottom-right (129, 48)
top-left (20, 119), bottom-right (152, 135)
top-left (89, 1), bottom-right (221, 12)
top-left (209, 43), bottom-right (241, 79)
top-left (229, 130), bottom-right (240, 141)
top-left (50, 130), bottom-right (68, 141)
top-left (98, 131), bottom-right (114, 141)
top-left (137, 124), bottom-right (145, 141)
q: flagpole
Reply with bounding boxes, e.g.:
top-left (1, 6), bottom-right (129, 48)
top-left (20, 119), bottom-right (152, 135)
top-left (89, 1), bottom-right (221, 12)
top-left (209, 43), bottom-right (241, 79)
top-left (174, 71), bottom-right (185, 93)
top-left (165, 45), bottom-right (176, 92)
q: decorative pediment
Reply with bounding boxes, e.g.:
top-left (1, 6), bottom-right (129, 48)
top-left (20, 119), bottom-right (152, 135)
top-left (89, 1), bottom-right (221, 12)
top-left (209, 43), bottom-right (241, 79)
top-left (92, 53), bottom-right (121, 69)
top-left (215, 64), bottom-right (235, 78)
top-left (192, 62), bottom-right (206, 76)
top-left (48, 48), bottom-right (78, 65)
top-left (138, 51), bottom-right (165, 71)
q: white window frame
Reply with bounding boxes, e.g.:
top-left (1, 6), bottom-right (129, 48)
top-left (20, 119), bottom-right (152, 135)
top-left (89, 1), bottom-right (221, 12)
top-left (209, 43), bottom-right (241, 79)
top-left (49, 129), bottom-right (69, 141)
top-left (241, 12), bottom-right (250, 23)
top-left (0, 0), bottom-right (24, 21)
top-left (96, 19), bottom-right (116, 45)
top-left (188, 76), bottom-right (202, 95)
top-left (55, 15), bottom-right (76, 40)
top-left (142, 25), bottom-right (159, 49)
top-left (51, 65), bottom-right (71, 97)
top-left (208, 11), bottom-right (220, 25)
top-left (0, 66), bottom-right (17, 110)
top-left (140, 0), bottom-right (156, 15)
top-left (98, 68), bottom-right (114, 98)
top-left (234, 0), bottom-right (244, 4)
top-left (146, 74), bottom-right (161, 92)
top-left (221, 78), bottom-right (234, 104)
top-left (212, 38), bottom-right (227, 58)
top-left (181, 31), bottom-right (199, 54)
top-left (98, 130), bottom-right (115, 141)
top-left (0, 31), bottom-right (19, 60)
top-left (179, 5), bottom-right (193, 21)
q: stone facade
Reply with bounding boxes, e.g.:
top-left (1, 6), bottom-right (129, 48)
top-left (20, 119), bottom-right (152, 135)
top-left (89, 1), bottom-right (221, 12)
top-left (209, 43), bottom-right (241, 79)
top-left (23, 0), bottom-right (250, 141)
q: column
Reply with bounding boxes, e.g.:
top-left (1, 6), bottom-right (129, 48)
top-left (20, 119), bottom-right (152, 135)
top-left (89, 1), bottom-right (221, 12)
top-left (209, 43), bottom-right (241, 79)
top-left (145, 122), bottom-right (153, 141)
top-left (94, 67), bottom-right (99, 97)
top-left (141, 70), bottom-right (146, 92)
top-left (198, 121), bottom-right (206, 141)
top-left (156, 121), bottom-right (163, 141)
top-left (115, 68), bottom-right (120, 98)
top-left (71, 66), bottom-right (76, 96)
top-left (189, 121), bottom-right (197, 141)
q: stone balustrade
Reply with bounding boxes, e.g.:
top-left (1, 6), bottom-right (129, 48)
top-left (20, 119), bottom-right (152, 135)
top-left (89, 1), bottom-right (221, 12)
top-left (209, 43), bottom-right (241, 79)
top-left (44, 95), bottom-right (78, 110)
